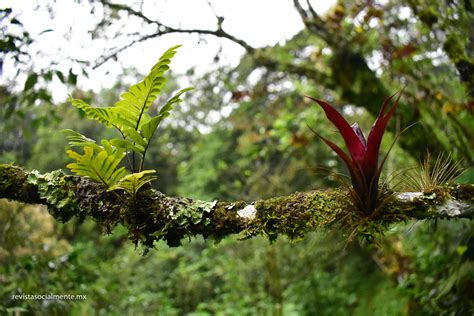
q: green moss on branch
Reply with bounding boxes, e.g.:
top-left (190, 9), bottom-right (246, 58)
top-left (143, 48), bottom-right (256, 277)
top-left (0, 164), bottom-right (473, 250)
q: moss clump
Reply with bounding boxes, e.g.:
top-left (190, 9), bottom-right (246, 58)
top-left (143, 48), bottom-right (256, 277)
top-left (331, 188), bottom-right (412, 242)
top-left (75, 178), bottom-right (123, 232)
top-left (207, 201), bottom-right (246, 241)
top-left (248, 190), bottom-right (341, 242)
top-left (118, 193), bottom-right (247, 250)
top-left (0, 164), bottom-right (41, 203)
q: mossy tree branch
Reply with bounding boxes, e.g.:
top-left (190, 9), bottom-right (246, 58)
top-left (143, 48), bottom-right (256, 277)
top-left (1, 164), bottom-right (473, 249)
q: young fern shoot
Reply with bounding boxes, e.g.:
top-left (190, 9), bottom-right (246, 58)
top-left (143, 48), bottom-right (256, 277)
top-left (65, 45), bottom-right (192, 197)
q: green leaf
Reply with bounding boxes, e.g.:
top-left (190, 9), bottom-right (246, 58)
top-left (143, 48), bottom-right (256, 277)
top-left (110, 138), bottom-right (145, 153)
top-left (68, 97), bottom-right (116, 127)
top-left (108, 170), bottom-right (157, 197)
top-left (44, 70), bottom-right (53, 81)
top-left (122, 128), bottom-right (147, 147)
top-left (113, 45), bottom-right (182, 131)
top-left (101, 139), bottom-right (114, 154)
top-left (68, 69), bottom-right (77, 85)
top-left (142, 87), bottom-right (193, 142)
top-left (24, 73), bottom-right (38, 91)
top-left (63, 129), bottom-right (102, 152)
top-left (159, 87), bottom-right (193, 115)
top-left (457, 245), bottom-right (468, 256)
top-left (141, 114), bottom-right (166, 143)
top-left (56, 70), bottom-right (65, 83)
top-left (66, 145), bottom-right (127, 188)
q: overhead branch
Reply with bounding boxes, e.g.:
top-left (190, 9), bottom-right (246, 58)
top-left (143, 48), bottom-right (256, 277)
top-left (292, 0), bottom-right (337, 46)
top-left (1, 164), bottom-right (473, 249)
top-left (94, 1), bottom-right (255, 69)
top-left (100, 0), bottom-right (157, 25)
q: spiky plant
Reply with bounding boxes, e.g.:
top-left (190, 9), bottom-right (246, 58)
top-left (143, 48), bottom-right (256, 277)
top-left (403, 152), bottom-right (465, 192)
top-left (308, 92), bottom-right (402, 215)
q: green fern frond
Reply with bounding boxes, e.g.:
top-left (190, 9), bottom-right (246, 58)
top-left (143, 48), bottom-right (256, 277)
top-left (113, 45), bottom-right (181, 131)
top-left (160, 87), bottom-right (193, 115)
top-left (68, 46), bottom-right (182, 133)
top-left (109, 138), bottom-right (145, 154)
top-left (64, 129), bottom-right (102, 152)
top-left (122, 128), bottom-right (148, 147)
top-left (65, 45), bottom-right (191, 196)
top-left (141, 87), bottom-right (193, 142)
top-left (66, 145), bottom-right (127, 187)
top-left (108, 170), bottom-right (157, 197)
top-left (68, 97), bottom-right (117, 127)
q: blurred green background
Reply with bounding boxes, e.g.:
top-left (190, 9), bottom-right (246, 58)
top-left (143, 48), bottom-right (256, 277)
top-left (1, 1), bottom-right (473, 315)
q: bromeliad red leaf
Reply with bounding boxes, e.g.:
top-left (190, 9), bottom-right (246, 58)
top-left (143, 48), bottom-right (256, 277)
top-left (307, 97), bottom-right (366, 162)
top-left (308, 92), bottom-right (401, 213)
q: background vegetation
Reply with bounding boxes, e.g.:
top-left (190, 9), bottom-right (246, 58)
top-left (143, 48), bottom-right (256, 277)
top-left (1, 1), bottom-right (473, 315)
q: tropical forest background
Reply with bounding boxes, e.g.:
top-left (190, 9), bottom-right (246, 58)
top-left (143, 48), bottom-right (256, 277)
top-left (1, 0), bottom-right (473, 315)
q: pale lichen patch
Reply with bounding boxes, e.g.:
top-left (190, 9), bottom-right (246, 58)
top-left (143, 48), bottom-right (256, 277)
top-left (435, 200), bottom-right (474, 217)
top-left (237, 204), bottom-right (256, 219)
top-left (397, 192), bottom-right (423, 201)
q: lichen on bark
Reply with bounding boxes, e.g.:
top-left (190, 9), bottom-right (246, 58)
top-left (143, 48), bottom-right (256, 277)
top-left (0, 164), bottom-right (473, 251)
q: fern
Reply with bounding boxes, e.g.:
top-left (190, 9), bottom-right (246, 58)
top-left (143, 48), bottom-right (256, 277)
top-left (66, 144), bottom-right (127, 187)
top-left (64, 129), bottom-right (102, 152)
top-left (108, 170), bottom-right (157, 198)
top-left (68, 45), bottom-right (181, 131)
top-left (65, 45), bottom-right (191, 198)
top-left (68, 98), bottom-right (118, 128)
top-left (112, 46), bottom-right (176, 130)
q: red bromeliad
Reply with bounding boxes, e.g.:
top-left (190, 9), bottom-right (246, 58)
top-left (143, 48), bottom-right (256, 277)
top-left (308, 92), bottom-right (402, 214)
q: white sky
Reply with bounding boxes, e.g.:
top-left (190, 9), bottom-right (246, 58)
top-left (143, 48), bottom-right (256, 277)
top-left (1, 0), bottom-right (335, 101)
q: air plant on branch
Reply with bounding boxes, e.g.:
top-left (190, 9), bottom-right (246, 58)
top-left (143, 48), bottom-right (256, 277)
top-left (308, 92), bottom-right (402, 215)
top-left (403, 152), bottom-right (465, 192)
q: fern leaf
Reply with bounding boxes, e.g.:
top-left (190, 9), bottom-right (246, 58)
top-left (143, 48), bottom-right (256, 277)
top-left (159, 87), bottom-right (193, 116)
top-left (101, 139), bottom-right (114, 155)
top-left (68, 97), bottom-right (116, 127)
top-left (122, 128), bottom-right (147, 147)
top-left (65, 45), bottom-right (192, 190)
top-left (113, 45), bottom-right (181, 131)
top-left (66, 145), bottom-right (127, 188)
top-left (142, 87), bottom-right (192, 142)
top-left (64, 129), bottom-right (102, 152)
top-left (109, 139), bottom-right (145, 154)
top-left (108, 170), bottom-right (157, 197)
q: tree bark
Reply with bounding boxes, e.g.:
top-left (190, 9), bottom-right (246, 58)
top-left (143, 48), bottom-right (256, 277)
top-left (1, 164), bottom-right (473, 249)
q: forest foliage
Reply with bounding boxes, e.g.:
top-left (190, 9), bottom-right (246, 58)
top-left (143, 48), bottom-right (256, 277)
top-left (1, 1), bottom-right (473, 315)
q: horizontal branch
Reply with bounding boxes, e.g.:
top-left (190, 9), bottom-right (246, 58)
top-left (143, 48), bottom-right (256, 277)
top-left (1, 164), bottom-right (473, 249)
